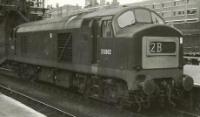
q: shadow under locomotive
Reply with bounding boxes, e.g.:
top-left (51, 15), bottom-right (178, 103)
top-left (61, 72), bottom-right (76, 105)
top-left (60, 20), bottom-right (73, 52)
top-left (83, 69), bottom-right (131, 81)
top-left (0, 6), bottom-right (194, 112)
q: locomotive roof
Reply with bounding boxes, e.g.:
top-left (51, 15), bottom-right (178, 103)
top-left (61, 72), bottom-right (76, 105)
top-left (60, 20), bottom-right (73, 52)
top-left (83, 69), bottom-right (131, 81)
top-left (83, 6), bottom-right (124, 18)
top-left (16, 6), bottom-right (149, 33)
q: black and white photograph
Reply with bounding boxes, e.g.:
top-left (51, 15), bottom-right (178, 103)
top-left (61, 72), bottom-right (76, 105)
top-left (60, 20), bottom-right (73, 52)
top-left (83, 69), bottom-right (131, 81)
top-left (0, 0), bottom-right (199, 117)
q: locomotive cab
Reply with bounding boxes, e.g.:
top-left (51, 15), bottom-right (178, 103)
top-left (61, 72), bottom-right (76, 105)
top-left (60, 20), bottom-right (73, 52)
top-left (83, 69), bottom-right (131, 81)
top-left (115, 8), bottom-right (180, 69)
top-left (94, 7), bottom-right (193, 97)
top-left (81, 7), bottom-right (193, 95)
top-left (112, 7), bottom-right (193, 106)
top-left (115, 7), bottom-right (165, 33)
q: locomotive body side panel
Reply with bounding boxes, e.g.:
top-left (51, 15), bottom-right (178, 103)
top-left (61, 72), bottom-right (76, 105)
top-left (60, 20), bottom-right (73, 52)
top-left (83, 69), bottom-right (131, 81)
top-left (15, 31), bottom-right (56, 62)
top-left (99, 37), bottom-right (134, 70)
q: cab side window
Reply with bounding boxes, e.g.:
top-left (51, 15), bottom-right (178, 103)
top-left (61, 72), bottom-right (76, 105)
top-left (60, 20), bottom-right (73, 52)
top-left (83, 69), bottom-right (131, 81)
top-left (151, 12), bottom-right (164, 24)
top-left (102, 20), bottom-right (113, 38)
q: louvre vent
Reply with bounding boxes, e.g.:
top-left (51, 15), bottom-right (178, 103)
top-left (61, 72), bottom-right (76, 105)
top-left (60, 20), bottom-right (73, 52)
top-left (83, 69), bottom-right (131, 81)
top-left (57, 33), bottom-right (72, 62)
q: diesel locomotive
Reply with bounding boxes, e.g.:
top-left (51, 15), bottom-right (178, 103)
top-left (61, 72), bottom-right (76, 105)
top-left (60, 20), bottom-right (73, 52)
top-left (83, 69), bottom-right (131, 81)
top-left (2, 6), bottom-right (193, 111)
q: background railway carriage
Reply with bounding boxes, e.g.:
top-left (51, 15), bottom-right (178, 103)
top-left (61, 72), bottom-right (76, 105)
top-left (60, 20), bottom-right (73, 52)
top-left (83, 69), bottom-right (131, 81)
top-left (6, 6), bottom-right (193, 110)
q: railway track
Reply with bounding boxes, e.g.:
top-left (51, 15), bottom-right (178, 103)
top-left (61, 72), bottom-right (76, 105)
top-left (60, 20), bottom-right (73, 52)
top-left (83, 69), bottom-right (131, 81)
top-left (0, 67), bottom-right (200, 117)
top-left (0, 82), bottom-right (198, 117)
top-left (172, 109), bottom-right (200, 117)
top-left (0, 68), bottom-right (145, 117)
top-left (0, 83), bottom-right (77, 117)
top-left (139, 104), bottom-right (200, 117)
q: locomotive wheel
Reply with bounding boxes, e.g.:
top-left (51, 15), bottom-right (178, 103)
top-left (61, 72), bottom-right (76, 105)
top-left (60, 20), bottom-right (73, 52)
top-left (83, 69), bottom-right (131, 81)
top-left (103, 82), bottom-right (120, 103)
top-left (85, 78), bottom-right (104, 99)
top-left (103, 79), bottom-right (129, 104)
top-left (83, 77), bottom-right (129, 104)
top-left (135, 93), bottom-right (150, 112)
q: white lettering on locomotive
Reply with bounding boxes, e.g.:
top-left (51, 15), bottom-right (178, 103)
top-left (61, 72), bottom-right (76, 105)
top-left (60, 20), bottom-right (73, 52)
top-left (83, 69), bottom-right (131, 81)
top-left (150, 42), bottom-right (162, 53)
top-left (49, 33), bottom-right (53, 38)
top-left (157, 43), bottom-right (162, 53)
top-left (101, 49), bottom-right (112, 55)
top-left (150, 43), bottom-right (156, 53)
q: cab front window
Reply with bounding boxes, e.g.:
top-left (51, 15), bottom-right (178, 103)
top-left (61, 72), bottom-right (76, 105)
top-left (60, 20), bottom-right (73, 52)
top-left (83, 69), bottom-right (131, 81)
top-left (134, 9), bottom-right (152, 23)
top-left (117, 11), bottom-right (135, 28)
top-left (117, 8), bottom-right (164, 29)
top-left (151, 12), bottom-right (164, 24)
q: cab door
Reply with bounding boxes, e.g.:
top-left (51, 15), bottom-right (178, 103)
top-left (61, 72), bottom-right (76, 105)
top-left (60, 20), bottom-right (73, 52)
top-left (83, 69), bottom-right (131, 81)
top-left (99, 16), bottom-right (114, 67)
top-left (91, 19), bottom-right (99, 64)
top-left (80, 18), bottom-right (100, 65)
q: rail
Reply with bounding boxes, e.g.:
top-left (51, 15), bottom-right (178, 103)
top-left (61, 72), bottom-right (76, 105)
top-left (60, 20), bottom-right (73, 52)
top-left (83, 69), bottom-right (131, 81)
top-left (0, 83), bottom-right (77, 117)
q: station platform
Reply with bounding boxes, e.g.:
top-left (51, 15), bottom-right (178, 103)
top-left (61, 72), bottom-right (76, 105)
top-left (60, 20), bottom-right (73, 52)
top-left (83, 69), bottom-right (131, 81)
top-left (0, 93), bottom-right (46, 117)
top-left (184, 65), bottom-right (200, 86)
